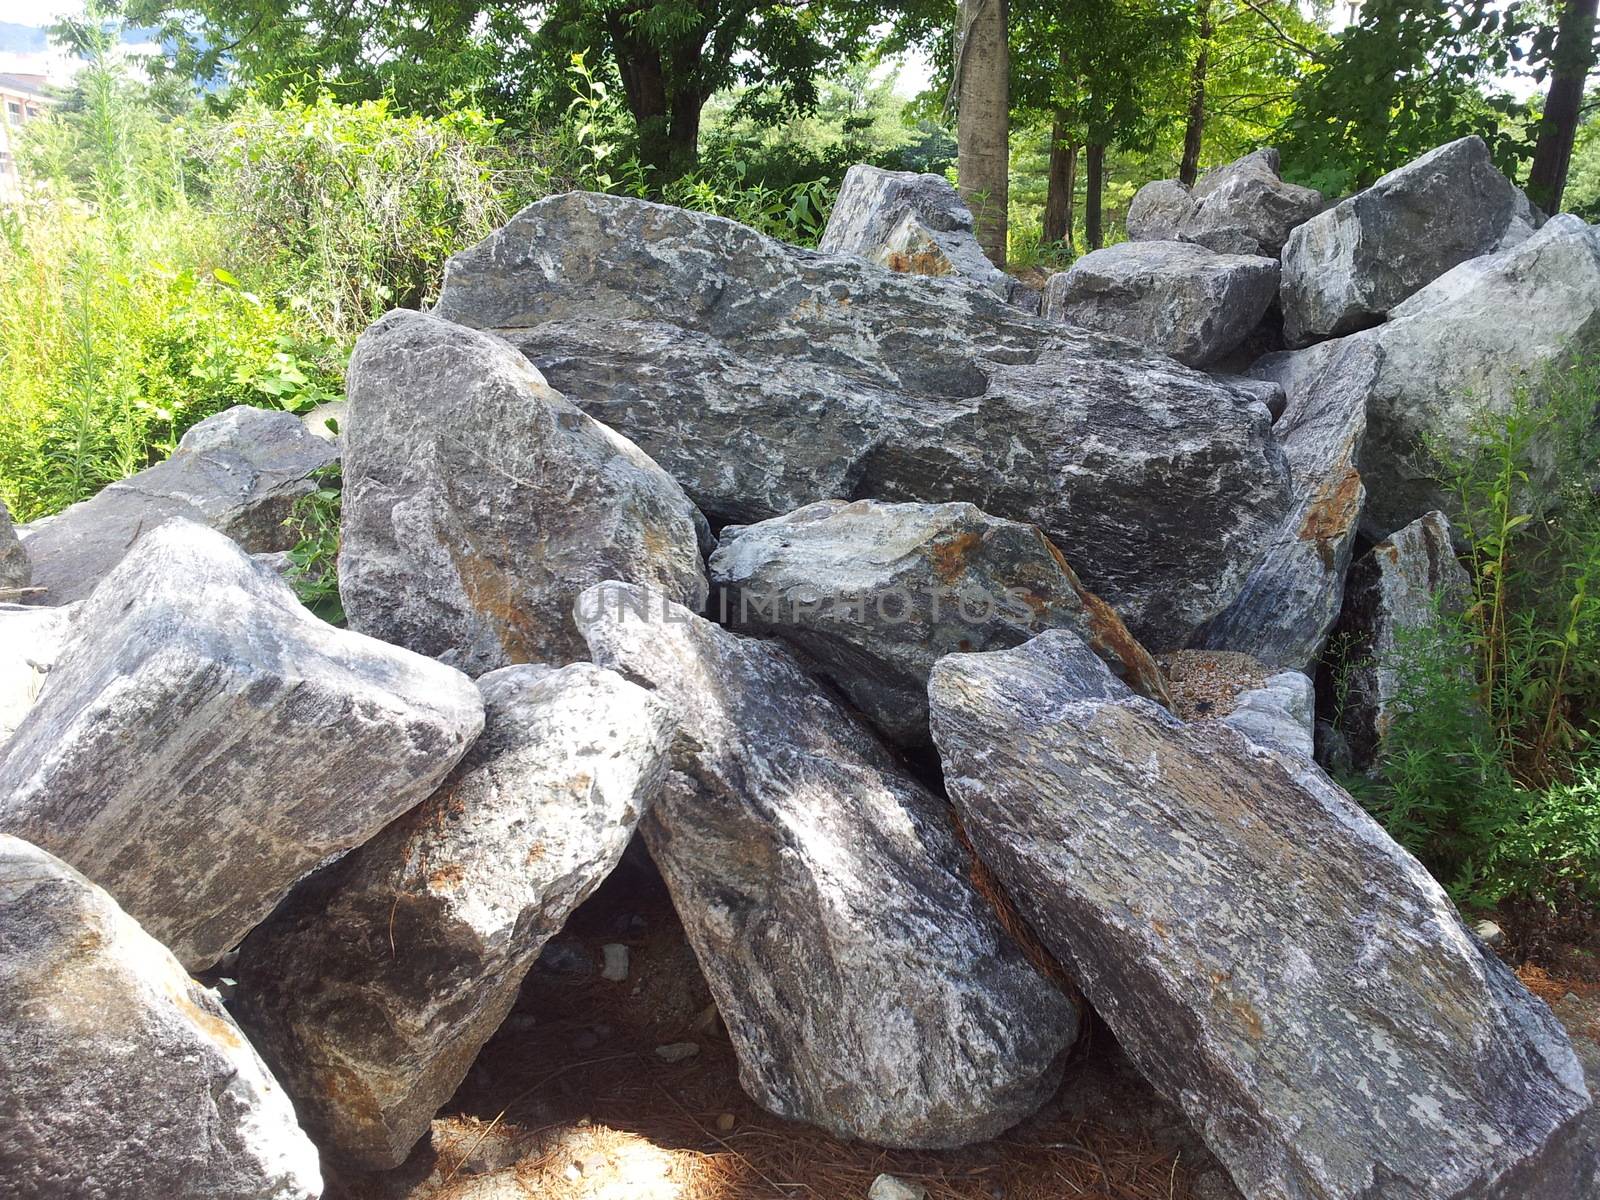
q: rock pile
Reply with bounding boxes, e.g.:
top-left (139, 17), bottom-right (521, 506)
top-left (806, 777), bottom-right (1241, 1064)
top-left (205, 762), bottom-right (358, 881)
top-left (2, 135), bottom-right (1597, 1200)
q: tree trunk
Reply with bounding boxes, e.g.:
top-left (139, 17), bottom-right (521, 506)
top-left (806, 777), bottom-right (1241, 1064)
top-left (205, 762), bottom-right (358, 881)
top-left (1086, 142), bottom-right (1106, 250)
top-left (956, 0), bottom-right (1010, 267)
top-left (1527, 0), bottom-right (1600, 213)
top-left (1179, 0), bottom-right (1212, 187)
top-left (1044, 127), bottom-right (1077, 247)
top-left (607, 16), bottom-right (703, 182)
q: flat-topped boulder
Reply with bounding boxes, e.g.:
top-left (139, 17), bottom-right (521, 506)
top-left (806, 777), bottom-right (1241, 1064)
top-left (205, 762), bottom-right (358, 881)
top-left (434, 192), bottom-right (1290, 648)
top-left (0, 519), bottom-right (484, 970)
top-left (1042, 240), bottom-right (1279, 367)
top-left (16, 405), bottom-right (337, 605)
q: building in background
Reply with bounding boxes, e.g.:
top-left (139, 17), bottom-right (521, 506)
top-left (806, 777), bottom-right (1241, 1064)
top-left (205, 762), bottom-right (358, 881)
top-left (0, 73), bottom-right (52, 200)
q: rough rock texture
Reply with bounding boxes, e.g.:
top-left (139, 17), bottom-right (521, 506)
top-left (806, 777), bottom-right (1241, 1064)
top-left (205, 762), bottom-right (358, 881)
top-left (16, 405), bottom-right (337, 606)
top-left (1280, 137), bottom-right (1521, 347)
top-left (929, 631), bottom-right (1594, 1200)
top-left (0, 602), bottom-right (73, 743)
top-left (1042, 241), bottom-right (1279, 368)
top-left (1194, 335), bottom-right (1374, 668)
top-left (1273, 214), bottom-right (1600, 537)
top-left (0, 501), bottom-right (30, 592)
top-left (0, 519), bottom-right (484, 970)
top-left (339, 309), bottom-right (707, 675)
top-left (575, 580), bottom-right (1080, 1148)
top-left (434, 192), bottom-right (1290, 648)
top-left (1127, 149), bottom-right (1322, 257)
top-left (234, 662), bottom-right (671, 1169)
top-left (820, 164), bottom-right (1013, 300)
top-left (709, 498), bottom-right (1168, 744)
top-left (1222, 669), bottom-right (1316, 758)
top-left (0, 834), bottom-right (322, 1200)
top-left (1331, 511), bottom-right (1472, 765)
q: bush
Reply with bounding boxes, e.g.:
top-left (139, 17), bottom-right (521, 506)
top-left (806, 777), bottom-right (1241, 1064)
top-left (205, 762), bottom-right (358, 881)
top-left (1354, 357), bottom-right (1600, 912)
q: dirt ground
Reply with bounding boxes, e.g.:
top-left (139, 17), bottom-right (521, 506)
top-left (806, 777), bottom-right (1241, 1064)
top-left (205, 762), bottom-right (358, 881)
top-left (325, 853), bottom-right (1600, 1200)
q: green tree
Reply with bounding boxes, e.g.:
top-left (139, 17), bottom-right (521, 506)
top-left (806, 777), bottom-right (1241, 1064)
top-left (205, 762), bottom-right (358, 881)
top-left (1527, 0), bottom-right (1600, 211)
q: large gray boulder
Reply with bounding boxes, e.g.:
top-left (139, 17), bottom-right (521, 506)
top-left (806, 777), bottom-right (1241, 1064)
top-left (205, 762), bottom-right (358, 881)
top-left (0, 500), bottom-right (30, 593)
top-left (0, 602), bottom-right (73, 744)
top-left (1331, 510), bottom-right (1472, 765)
top-left (575, 580), bottom-right (1080, 1148)
top-left (0, 519), bottom-right (484, 970)
top-left (1272, 214), bottom-right (1600, 537)
top-left (339, 309), bottom-right (707, 675)
top-left (820, 164), bottom-right (1015, 301)
top-left (1042, 240), bottom-right (1279, 367)
top-left (234, 662), bottom-right (670, 1169)
top-left (709, 498), bottom-right (1169, 745)
top-left (1127, 149), bottom-right (1322, 257)
top-left (929, 631), bottom-right (1594, 1200)
top-left (16, 405), bottom-right (337, 605)
top-left (1194, 335), bottom-right (1374, 668)
top-left (0, 834), bottom-right (322, 1200)
top-left (434, 192), bottom-right (1290, 649)
top-left (1281, 137), bottom-right (1522, 347)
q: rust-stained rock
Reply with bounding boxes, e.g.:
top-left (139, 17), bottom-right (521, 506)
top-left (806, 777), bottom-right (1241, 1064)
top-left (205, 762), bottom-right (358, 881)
top-left (1194, 335), bottom-right (1374, 669)
top-left (433, 191), bottom-right (1290, 649)
top-left (0, 834), bottom-right (323, 1200)
top-left (930, 630), bottom-right (1595, 1200)
top-left (576, 580), bottom-right (1081, 1150)
top-left (0, 519), bottom-right (484, 971)
top-left (710, 498), bottom-right (1168, 745)
top-left (233, 662), bottom-right (671, 1169)
top-left (338, 308), bottom-right (708, 675)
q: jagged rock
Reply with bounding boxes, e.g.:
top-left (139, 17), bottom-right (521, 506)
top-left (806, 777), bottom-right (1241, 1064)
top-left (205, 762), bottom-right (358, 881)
top-left (0, 500), bottom-right (30, 592)
top-left (0, 834), bottom-right (322, 1200)
top-left (0, 602), bottom-right (73, 743)
top-left (338, 309), bottom-right (707, 675)
top-left (1127, 149), bottom-right (1322, 258)
top-left (435, 192), bottom-right (1290, 648)
top-left (1271, 214), bottom-right (1600, 537)
top-left (15, 405), bottom-right (337, 606)
top-left (819, 164), bottom-right (1013, 300)
top-left (1281, 137), bottom-right (1522, 347)
top-left (1222, 669), bottom-right (1316, 758)
top-left (233, 663), bottom-right (670, 1169)
top-left (1331, 511), bottom-right (1472, 766)
top-left (1194, 335), bottom-right (1374, 668)
top-left (575, 580), bottom-right (1080, 1148)
top-left (709, 498), bottom-right (1168, 745)
top-left (930, 630), bottom-right (1593, 1200)
top-left (0, 519), bottom-right (484, 970)
top-left (1042, 241), bottom-right (1279, 368)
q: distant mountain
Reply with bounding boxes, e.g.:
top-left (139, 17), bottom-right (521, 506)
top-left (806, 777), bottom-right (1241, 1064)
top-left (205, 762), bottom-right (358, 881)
top-left (0, 22), bottom-right (49, 55)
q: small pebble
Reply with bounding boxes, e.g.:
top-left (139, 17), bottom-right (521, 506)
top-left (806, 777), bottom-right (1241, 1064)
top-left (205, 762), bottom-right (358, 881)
top-left (1473, 919), bottom-right (1504, 948)
top-left (716, 1113), bottom-right (736, 1132)
top-left (536, 937), bottom-right (592, 977)
top-left (868, 1174), bottom-right (927, 1200)
top-left (654, 1041), bottom-right (701, 1064)
top-left (601, 943), bottom-right (630, 982)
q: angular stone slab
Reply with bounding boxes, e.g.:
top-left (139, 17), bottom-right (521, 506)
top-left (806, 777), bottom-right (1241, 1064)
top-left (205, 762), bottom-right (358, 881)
top-left (1281, 137), bottom-right (1521, 347)
top-left (0, 834), bottom-right (323, 1200)
top-left (1331, 510), bottom-right (1472, 765)
top-left (339, 308), bottom-right (707, 675)
top-left (821, 163), bottom-right (1013, 299)
top-left (0, 500), bottom-right (30, 592)
top-left (1042, 241), bottom-right (1279, 367)
top-left (1222, 669), bottom-right (1315, 758)
top-left (1127, 149), bottom-right (1322, 258)
top-left (0, 519), bottom-right (484, 970)
top-left (709, 498), bottom-right (1169, 745)
top-left (435, 192), bottom-right (1290, 648)
top-left (234, 662), bottom-right (671, 1168)
top-left (1193, 335), bottom-right (1374, 668)
top-left (576, 580), bottom-right (1080, 1149)
top-left (16, 405), bottom-right (337, 605)
top-left (929, 630), bottom-right (1592, 1200)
